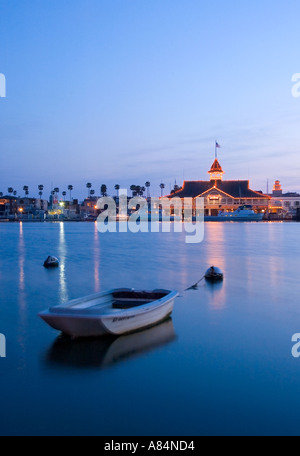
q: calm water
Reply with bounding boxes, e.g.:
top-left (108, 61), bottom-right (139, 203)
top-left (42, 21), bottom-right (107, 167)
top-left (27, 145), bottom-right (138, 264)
top-left (0, 221), bottom-right (300, 436)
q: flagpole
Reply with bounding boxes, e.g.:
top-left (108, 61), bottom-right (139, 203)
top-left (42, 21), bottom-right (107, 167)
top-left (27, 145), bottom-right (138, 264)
top-left (215, 141), bottom-right (221, 158)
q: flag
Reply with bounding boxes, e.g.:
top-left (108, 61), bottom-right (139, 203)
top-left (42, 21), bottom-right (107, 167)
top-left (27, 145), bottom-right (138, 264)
top-left (215, 141), bottom-right (221, 148)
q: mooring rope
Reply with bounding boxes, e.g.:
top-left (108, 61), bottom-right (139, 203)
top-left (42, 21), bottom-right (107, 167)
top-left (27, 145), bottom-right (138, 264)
top-left (183, 275), bottom-right (205, 292)
top-left (179, 266), bottom-right (223, 294)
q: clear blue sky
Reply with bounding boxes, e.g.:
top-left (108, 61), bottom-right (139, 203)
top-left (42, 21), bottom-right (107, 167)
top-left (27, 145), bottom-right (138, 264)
top-left (1, 0), bottom-right (300, 199)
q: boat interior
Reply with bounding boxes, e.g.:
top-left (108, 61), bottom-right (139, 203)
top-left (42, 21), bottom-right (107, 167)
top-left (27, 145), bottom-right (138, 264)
top-left (49, 289), bottom-right (170, 313)
top-left (112, 290), bottom-right (168, 309)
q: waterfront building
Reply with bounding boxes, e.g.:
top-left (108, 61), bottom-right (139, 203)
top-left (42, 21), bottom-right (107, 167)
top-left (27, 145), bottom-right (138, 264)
top-left (46, 199), bottom-right (81, 220)
top-left (80, 197), bottom-right (99, 219)
top-left (0, 195), bottom-right (18, 218)
top-left (269, 181), bottom-right (300, 219)
top-left (0, 196), bottom-right (47, 219)
top-left (166, 157), bottom-right (270, 216)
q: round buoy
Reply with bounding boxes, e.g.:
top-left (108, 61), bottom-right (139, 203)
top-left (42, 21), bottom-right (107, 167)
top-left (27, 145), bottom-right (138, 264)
top-left (204, 266), bottom-right (223, 282)
top-left (43, 256), bottom-right (59, 268)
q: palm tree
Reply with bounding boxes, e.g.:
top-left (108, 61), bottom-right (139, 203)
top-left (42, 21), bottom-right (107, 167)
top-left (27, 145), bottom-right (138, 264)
top-left (13, 190), bottom-right (17, 196)
top-left (86, 182), bottom-right (92, 198)
top-left (0, 192), bottom-right (3, 198)
top-left (170, 180), bottom-right (181, 194)
top-left (7, 188), bottom-right (14, 214)
top-left (130, 185), bottom-right (136, 197)
top-left (54, 187), bottom-right (59, 199)
top-left (62, 191), bottom-right (67, 201)
top-left (68, 185), bottom-right (73, 201)
top-left (160, 183), bottom-right (165, 197)
top-left (135, 185), bottom-right (145, 197)
top-left (100, 184), bottom-right (107, 197)
top-left (114, 184), bottom-right (120, 197)
top-left (145, 181), bottom-right (150, 199)
top-left (38, 184), bottom-right (44, 198)
top-left (90, 189), bottom-right (95, 197)
top-left (23, 185), bottom-right (29, 197)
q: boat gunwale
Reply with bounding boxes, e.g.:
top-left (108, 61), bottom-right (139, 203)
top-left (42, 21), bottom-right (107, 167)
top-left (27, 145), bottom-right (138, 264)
top-left (39, 289), bottom-right (178, 319)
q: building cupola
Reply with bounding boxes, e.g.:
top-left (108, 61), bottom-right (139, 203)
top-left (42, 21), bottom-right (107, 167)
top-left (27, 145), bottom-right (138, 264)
top-left (208, 158), bottom-right (224, 181)
top-left (272, 180), bottom-right (282, 197)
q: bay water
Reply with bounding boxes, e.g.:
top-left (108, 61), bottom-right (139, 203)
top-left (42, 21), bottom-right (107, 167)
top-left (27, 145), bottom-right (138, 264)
top-left (0, 221), bottom-right (299, 436)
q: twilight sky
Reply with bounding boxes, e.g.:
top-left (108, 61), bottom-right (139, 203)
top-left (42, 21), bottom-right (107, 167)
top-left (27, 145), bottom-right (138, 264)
top-left (1, 0), bottom-right (300, 199)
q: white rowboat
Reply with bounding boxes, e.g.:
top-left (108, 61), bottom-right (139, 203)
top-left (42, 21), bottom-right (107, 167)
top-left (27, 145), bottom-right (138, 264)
top-left (38, 288), bottom-right (178, 338)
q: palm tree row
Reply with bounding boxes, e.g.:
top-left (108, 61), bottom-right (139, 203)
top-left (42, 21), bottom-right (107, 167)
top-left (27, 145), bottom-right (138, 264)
top-left (86, 183), bottom-right (107, 198)
top-left (1, 180), bottom-right (169, 200)
top-left (130, 185), bottom-right (146, 197)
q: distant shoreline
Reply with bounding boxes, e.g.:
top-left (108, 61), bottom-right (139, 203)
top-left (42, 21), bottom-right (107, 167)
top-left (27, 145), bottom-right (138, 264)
top-left (0, 219), bottom-right (298, 224)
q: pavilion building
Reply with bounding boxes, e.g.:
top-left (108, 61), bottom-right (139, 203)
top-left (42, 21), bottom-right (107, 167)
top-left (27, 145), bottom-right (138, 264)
top-left (167, 157), bottom-right (270, 216)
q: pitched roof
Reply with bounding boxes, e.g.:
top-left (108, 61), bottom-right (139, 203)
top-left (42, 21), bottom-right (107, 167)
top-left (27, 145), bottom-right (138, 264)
top-left (167, 180), bottom-right (270, 199)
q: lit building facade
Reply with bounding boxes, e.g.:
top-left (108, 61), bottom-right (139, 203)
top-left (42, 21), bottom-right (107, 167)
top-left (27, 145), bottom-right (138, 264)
top-left (269, 181), bottom-right (300, 219)
top-left (0, 196), bottom-right (48, 219)
top-left (167, 158), bottom-right (270, 216)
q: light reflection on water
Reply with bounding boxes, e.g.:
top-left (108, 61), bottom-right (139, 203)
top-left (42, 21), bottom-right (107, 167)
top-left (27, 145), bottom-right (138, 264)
top-left (1, 221), bottom-right (300, 436)
top-left (93, 222), bottom-right (100, 292)
top-left (58, 222), bottom-right (68, 302)
top-left (18, 222), bottom-right (25, 296)
top-left (18, 222), bottom-right (27, 365)
top-left (203, 223), bottom-right (227, 310)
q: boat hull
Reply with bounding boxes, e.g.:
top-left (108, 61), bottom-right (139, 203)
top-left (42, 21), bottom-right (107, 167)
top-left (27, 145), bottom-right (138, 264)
top-left (205, 205), bottom-right (264, 222)
top-left (204, 214), bottom-right (264, 222)
top-left (39, 289), bottom-right (178, 338)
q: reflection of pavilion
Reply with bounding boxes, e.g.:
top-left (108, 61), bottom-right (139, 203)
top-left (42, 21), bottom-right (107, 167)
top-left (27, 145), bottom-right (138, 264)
top-left (167, 157), bottom-right (270, 216)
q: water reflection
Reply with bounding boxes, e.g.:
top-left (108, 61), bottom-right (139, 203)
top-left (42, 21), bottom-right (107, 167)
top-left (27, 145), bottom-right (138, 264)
top-left (266, 224), bottom-right (285, 292)
top-left (19, 222), bottom-right (25, 294)
top-left (59, 222), bottom-right (68, 302)
top-left (44, 318), bottom-right (176, 370)
top-left (204, 223), bottom-right (226, 309)
top-left (204, 222), bottom-right (226, 270)
top-left (18, 222), bottom-right (27, 366)
top-left (94, 222), bottom-right (100, 292)
top-left (205, 280), bottom-right (225, 310)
